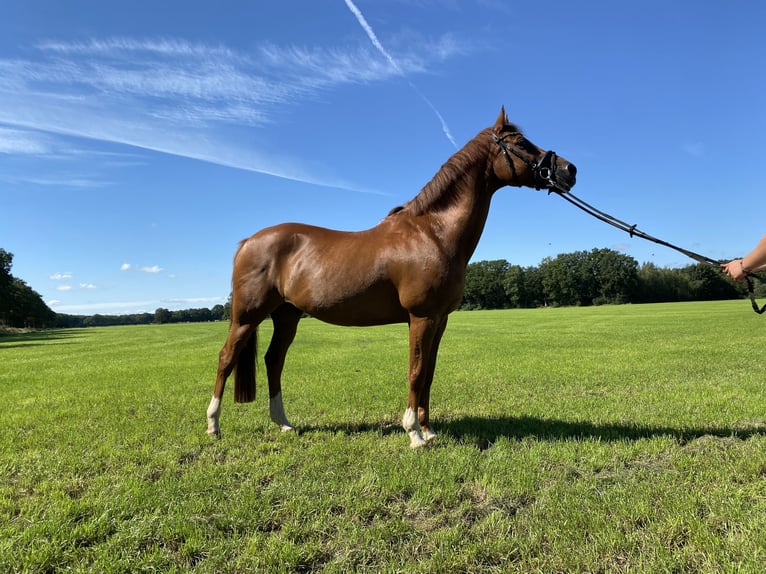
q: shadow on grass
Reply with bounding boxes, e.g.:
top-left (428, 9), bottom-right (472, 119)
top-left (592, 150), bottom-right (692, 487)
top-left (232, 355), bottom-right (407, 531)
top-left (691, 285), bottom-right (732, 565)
top-left (438, 416), bottom-right (766, 450)
top-left (0, 329), bottom-right (83, 349)
top-left (300, 415), bottom-right (766, 450)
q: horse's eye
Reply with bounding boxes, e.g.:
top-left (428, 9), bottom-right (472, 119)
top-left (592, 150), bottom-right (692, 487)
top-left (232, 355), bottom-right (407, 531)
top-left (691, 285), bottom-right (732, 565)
top-left (516, 138), bottom-right (533, 152)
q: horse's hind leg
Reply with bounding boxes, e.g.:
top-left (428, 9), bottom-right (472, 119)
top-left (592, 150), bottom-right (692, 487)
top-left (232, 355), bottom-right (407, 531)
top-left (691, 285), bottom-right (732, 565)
top-left (265, 304), bottom-right (303, 431)
top-left (206, 321), bottom-right (257, 437)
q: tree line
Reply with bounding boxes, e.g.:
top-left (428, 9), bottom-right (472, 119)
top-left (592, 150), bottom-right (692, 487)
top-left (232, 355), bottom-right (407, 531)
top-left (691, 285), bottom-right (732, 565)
top-left (460, 247), bottom-right (756, 310)
top-left (54, 304), bottom-right (231, 328)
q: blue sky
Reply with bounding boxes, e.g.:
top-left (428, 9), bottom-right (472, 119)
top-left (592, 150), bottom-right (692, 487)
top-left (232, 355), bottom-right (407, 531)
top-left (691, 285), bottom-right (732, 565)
top-left (1, 1), bottom-right (763, 315)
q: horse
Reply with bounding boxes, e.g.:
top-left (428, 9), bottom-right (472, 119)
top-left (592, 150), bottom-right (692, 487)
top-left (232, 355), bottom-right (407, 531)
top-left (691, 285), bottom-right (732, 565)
top-left (206, 107), bottom-right (577, 448)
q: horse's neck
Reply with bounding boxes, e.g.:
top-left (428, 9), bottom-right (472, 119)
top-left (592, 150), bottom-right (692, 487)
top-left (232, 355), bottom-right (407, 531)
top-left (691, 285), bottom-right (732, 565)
top-left (432, 164), bottom-right (496, 267)
top-left (403, 133), bottom-right (500, 266)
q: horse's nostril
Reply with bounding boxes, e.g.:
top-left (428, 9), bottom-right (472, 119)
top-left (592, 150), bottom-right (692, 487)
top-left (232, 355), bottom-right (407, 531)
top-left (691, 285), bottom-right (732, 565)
top-left (567, 163), bottom-right (577, 177)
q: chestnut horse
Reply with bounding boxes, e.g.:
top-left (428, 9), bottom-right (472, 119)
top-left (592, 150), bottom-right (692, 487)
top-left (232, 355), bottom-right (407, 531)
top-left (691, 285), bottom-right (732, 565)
top-left (206, 107), bottom-right (577, 448)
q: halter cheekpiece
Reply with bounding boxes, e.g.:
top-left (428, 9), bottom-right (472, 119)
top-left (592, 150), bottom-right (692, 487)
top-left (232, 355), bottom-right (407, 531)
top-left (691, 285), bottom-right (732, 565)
top-left (493, 132), bottom-right (560, 191)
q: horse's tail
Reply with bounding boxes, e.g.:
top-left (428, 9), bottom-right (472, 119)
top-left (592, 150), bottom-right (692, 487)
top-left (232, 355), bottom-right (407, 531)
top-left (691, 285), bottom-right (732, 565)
top-left (234, 329), bottom-right (257, 403)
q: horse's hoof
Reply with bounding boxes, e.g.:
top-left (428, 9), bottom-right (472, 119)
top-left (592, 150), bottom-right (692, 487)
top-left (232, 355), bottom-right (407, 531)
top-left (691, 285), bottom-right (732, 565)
top-left (423, 430), bottom-right (437, 443)
top-left (408, 430), bottom-right (428, 449)
top-left (279, 424), bottom-right (295, 432)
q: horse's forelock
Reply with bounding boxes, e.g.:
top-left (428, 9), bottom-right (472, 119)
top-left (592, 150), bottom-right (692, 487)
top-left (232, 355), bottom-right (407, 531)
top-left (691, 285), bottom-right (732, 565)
top-left (500, 123), bottom-right (523, 135)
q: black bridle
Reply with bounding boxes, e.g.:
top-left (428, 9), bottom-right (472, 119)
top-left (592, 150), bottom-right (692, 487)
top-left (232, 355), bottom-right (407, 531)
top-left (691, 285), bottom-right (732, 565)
top-left (493, 132), bottom-right (563, 192)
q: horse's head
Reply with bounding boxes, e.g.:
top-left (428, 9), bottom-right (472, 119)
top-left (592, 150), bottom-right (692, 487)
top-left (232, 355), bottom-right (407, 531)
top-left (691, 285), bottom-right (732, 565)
top-left (490, 107), bottom-right (576, 193)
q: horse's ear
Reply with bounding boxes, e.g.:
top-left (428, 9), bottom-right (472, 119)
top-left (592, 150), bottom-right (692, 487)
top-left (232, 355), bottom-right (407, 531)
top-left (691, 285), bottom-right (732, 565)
top-left (493, 106), bottom-right (508, 132)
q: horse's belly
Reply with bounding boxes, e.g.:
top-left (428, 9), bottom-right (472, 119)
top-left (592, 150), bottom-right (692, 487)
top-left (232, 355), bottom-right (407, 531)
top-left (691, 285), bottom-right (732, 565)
top-left (311, 304), bottom-right (410, 327)
top-left (285, 280), bottom-right (409, 327)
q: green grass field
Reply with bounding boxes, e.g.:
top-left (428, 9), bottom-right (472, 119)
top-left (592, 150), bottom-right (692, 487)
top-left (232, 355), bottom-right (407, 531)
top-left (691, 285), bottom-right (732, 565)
top-left (2, 301), bottom-right (766, 573)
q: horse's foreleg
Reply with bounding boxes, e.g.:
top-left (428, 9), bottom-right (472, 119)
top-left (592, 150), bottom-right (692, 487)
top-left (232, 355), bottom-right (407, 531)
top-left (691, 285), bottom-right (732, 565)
top-left (403, 315), bottom-right (440, 448)
top-left (418, 315), bottom-right (448, 444)
top-left (207, 322), bottom-right (255, 437)
top-left (265, 304), bottom-right (302, 432)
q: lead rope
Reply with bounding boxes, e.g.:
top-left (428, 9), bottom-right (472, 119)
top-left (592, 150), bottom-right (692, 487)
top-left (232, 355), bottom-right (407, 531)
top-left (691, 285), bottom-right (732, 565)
top-left (746, 277), bottom-right (766, 314)
top-left (549, 189), bottom-right (766, 315)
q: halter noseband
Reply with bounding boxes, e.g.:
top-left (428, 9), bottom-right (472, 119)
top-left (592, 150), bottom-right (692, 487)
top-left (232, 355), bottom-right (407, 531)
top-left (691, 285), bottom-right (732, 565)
top-left (492, 132), bottom-right (560, 191)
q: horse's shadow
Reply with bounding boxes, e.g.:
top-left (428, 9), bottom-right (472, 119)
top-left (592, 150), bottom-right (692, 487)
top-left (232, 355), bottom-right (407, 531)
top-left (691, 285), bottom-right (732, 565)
top-left (301, 415), bottom-right (766, 450)
top-left (440, 416), bottom-right (766, 450)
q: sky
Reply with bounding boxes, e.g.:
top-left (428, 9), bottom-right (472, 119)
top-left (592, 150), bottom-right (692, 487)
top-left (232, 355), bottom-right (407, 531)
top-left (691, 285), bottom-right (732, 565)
top-left (1, 1), bottom-right (764, 316)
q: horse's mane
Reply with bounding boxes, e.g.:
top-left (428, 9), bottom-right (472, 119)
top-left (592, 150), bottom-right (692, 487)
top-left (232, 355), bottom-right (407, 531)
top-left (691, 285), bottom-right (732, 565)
top-left (388, 124), bottom-right (522, 217)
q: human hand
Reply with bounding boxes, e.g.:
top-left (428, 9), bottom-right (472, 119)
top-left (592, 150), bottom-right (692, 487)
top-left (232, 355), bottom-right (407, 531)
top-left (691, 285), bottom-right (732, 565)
top-left (721, 259), bottom-right (748, 282)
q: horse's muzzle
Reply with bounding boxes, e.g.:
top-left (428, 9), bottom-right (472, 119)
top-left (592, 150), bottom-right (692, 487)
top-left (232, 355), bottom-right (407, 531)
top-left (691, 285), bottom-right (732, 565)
top-left (554, 160), bottom-right (577, 193)
top-left (541, 152), bottom-right (576, 193)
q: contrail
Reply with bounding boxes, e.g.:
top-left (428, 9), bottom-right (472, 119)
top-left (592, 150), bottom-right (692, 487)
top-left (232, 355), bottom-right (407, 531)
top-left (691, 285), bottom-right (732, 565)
top-left (343, 0), bottom-right (458, 148)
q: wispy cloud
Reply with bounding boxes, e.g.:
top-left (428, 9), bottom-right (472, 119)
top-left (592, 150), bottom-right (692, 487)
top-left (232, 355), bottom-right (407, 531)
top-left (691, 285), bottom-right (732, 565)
top-left (141, 265), bottom-right (164, 274)
top-left (50, 272), bottom-right (73, 280)
top-left (3, 172), bottom-right (112, 189)
top-left (120, 263), bottom-right (165, 274)
top-left (37, 37), bottom-right (238, 59)
top-left (343, 0), bottom-right (458, 148)
top-left (0, 124), bottom-right (133, 188)
top-left (0, 31), bottom-right (467, 191)
top-left (0, 127), bottom-right (51, 154)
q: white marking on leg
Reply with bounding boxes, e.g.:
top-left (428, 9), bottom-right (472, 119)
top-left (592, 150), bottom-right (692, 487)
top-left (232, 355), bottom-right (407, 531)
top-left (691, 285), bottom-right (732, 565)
top-left (402, 407), bottom-right (426, 448)
top-left (206, 396), bottom-right (221, 437)
top-left (269, 392), bottom-right (294, 432)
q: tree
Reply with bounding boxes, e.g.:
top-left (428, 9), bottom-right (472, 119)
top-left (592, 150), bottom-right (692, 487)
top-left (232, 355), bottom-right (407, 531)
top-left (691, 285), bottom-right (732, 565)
top-left (538, 249), bottom-right (640, 307)
top-left (540, 252), bottom-right (589, 307)
top-left (223, 294), bottom-right (232, 321)
top-left (589, 248), bottom-right (639, 305)
top-left (0, 249), bottom-right (12, 283)
top-left (0, 249), bottom-right (56, 328)
top-left (684, 263), bottom-right (740, 301)
top-left (501, 265), bottom-right (544, 308)
top-left (154, 308), bottom-right (172, 324)
top-left (211, 304), bottom-right (225, 321)
top-left (462, 260), bottom-right (510, 310)
top-left (522, 265), bottom-right (547, 307)
top-left (0, 249), bottom-right (14, 321)
top-left (502, 264), bottom-right (526, 308)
